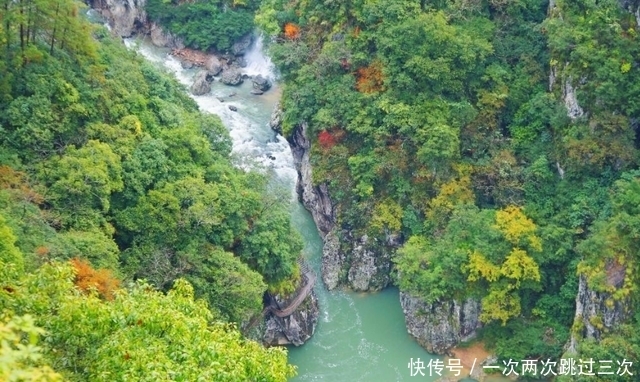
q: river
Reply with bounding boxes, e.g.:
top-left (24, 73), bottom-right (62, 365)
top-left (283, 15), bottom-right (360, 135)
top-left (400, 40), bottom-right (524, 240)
top-left (125, 36), bottom-right (459, 382)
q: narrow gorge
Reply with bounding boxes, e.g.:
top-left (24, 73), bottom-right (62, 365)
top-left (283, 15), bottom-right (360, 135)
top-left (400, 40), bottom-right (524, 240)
top-left (87, 0), bottom-right (640, 380)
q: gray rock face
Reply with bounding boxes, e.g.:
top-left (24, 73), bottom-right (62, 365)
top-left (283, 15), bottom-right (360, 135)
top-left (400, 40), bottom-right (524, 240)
top-left (190, 70), bottom-right (212, 96)
top-left (263, 290), bottom-right (319, 346)
top-left (346, 234), bottom-right (392, 291)
top-left (400, 292), bottom-right (481, 355)
top-left (269, 102), bottom-right (283, 133)
top-left (321, 229), bottom-right (344, 290)
top-left (288, 122), bottom-right (394, 291)
top-left (566, 274), bottom-right (629, 353)
top-left (252, 75), bottom-right (272, 92)
top-left (235, 56), bottom-right (248, 68)
top-left (221, 68), bottom-right (244, 86)
top-left (288, 123), bottom-right (335, 236)
top-left (205, 56), bottom-right (223, 76)
top-left (562, 77), bottom-right (584, 120)
top-left (149, 22), bottom-right (184, 49)
top-left (232, 34), bottom-right (253, 56)
top-left (90, 0), bottom-right (147, 37)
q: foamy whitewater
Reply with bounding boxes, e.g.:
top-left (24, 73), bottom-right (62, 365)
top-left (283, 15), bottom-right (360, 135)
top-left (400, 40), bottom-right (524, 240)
top-left (125, 33), bottom-right (443, 382)
top-left (125, 37), bottom-right (296, 189)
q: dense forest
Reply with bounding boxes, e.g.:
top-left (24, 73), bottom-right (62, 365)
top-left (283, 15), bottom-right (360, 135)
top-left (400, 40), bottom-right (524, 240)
top-left (0, 0), bottom-right (300, 380)
top-left (254, 0), bottom-right (640, 377)
top-left (2, 0), bottom-right (640, 380)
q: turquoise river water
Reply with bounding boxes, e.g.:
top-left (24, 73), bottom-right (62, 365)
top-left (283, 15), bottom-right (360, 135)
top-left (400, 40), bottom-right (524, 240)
top-left (125, 35), bottom-right (505, 382)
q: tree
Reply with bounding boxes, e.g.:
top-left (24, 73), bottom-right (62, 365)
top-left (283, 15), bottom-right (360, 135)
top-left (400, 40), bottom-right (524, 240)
top-left (0, 214), bottom-right (24, 284)
top-left (0, 315), bottom-right (62, 382)
top-left (44, 140), bottom-right (123, 229)
top-left (2, 259), bottom-right (296, 381)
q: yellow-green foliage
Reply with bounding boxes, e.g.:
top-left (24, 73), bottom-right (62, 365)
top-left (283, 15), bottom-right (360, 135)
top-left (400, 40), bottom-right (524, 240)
top-left (479, 287), bottom-right (521, 325)
top-left (0, 315), bottom-right (62, 382)
top-left (467, 251), bottom-right (501, 283)
top-left (426, 167), bottom-right (474, 224)
top-left (371, 198), bottom-right (403, 233)
top-left (466, 209), bottom-right (542, 325)
top-left (494, 206), bottom-right (542, 251)
top-left (501, 248), bottom-right (541, 287)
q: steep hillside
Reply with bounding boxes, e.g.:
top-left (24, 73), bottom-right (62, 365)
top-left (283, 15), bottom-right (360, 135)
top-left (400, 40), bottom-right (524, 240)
top-left (260, 0), bottom-right (640, 370)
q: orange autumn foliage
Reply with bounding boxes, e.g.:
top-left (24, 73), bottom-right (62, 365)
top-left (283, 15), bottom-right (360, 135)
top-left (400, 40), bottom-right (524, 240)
top-left (356, 61), bottom-right (385, 93)
top-left (71, 258), bottom-right (120, 300)
top-left (35, 246), bottom-right (50, 257)
top-left (284, 23), bottom-right (300, 40)
top-left (0, 165), bottom-right (43, 204)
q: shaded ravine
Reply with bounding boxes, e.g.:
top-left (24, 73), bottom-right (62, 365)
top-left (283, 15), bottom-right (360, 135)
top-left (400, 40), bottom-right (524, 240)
top-left (126, 36), bottom-right (442, 382)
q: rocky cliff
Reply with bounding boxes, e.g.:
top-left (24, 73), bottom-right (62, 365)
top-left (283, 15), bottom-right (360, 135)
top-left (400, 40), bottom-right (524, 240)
top-left (284, 121), bottom-right (395, 292)
top-left (89, 0), bottom-right (148, 38)
top-left (262, 290), bottom-right (319, 346)
top-left (89, 0), bottom-right (185, 49)
top-left (400, 292), bottom-right (481, 355)
top-left (566, 273), bottom-right (629, 353)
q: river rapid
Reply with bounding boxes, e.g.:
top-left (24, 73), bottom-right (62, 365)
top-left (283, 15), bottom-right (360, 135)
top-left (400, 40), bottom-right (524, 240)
top-left (126, 36), bottom-right (447, 382)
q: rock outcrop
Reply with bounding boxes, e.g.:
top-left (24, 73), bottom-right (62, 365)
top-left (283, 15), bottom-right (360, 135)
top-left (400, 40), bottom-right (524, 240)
top-left (205, 56), bottom-right (223, 76)
top-left (400, 292), bottom-right (481, 355)
top-left (566, 273), bottom-right (629, 353)
top-left (252, 75), bottom-right (272, 92)
top-left (232, 34), bottom-right (253, 56)
top-left (190, 70), bottom-right (212, 96)
top-left (287, 123), bottom-right (335, 237)
top-left (262, 290), bottom-right (319, 346)
top-left (269, 102), bottom-right (283, 132)
top-left (320, 229), bottom-right (343, 290)
top-left (221, 68), bottom-right (244, 86)
top-left (285, 122), bottom-right (396, 291)
top-left (346, 233), bottom-right (393, 291)
top-left (149, 22), bottom-right (184, 49)
top-left (562, 77), bottom-right (584, 120)
top-left (90, 0), bottom-right (147, 37)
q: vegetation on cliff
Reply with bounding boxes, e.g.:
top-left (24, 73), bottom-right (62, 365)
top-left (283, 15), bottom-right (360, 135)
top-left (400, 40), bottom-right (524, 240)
top-left (0, 1), bottom-right (300, 379)
top-left (146, 0), bottom-right (261, 51)
top-left (258, 0), bottom-right (640, 368)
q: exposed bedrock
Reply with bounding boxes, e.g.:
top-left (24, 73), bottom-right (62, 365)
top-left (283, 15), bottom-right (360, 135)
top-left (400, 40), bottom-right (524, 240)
top-left (566, 272), bottom-right (629, 353)
top-left (262, 290), bottom-right (319, 346)
top-left (284, 121), bottom-right (394, 291)
top-left (400, 293), bottom-right (482, 355)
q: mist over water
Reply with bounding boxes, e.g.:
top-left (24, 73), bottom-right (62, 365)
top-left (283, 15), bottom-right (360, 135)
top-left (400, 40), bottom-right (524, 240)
top-left (243, 35), bottom-right (277, 80)
top-left (126, 36), bottom-right (442, 382)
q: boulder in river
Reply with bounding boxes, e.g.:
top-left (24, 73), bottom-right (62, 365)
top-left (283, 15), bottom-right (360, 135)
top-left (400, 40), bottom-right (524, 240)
top-left (250, 89), bottom-right (264, 96)
top-left (228, 105), bottom-right (238, 112)
top-left (190, 70), bottom-right (212, 96)
top-left (221, 68), bottom-right (243, 86)
top-left (236, 56), bottom-right (248, 68)
top-left (252, 75), bottom-right (272, 92)
top-left (205, 55), bottom-right (223, 76)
